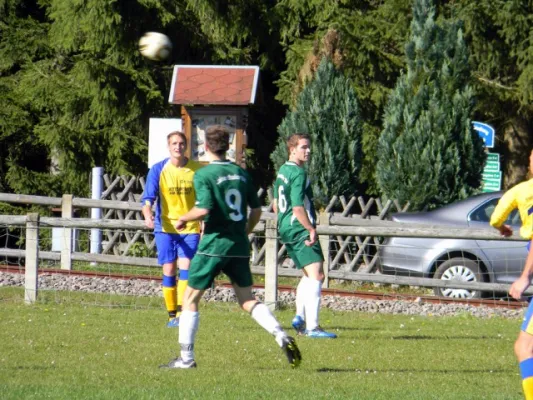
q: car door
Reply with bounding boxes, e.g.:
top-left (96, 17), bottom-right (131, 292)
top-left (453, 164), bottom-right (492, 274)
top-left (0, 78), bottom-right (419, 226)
top-left (468, 197), bottom-right (527, 283)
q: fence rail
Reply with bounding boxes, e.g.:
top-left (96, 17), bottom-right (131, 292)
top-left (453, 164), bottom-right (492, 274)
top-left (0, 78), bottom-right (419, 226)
top-left (2, 210), bottom-right (531, 307)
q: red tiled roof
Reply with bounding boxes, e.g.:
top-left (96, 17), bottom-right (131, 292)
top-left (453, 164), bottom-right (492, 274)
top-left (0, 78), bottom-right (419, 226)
top-left (168, 65), bottom-right (260, 106)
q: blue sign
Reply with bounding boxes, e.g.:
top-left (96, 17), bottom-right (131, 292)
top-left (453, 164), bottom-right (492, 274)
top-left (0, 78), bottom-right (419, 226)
top-left (473, 121), bottom-right (495, 148)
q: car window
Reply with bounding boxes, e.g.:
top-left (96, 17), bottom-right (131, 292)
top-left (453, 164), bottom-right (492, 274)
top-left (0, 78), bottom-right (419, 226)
top-left (508, 209), bottom-right (520, 226)
top-left (469, 197), bottom-right (519, 225)
top-left (470, 198), bottom-right (498, 222)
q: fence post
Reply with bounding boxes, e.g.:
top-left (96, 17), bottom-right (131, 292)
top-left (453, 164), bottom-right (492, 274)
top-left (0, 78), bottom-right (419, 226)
top-left (264, 219), bottom-right (279, 311)
top-left (319, 210), bottom-right (331, 288)
top-left (90, 167), bottom-right (104, 263)
top-left (61, 194), bottom-right (73, 270)
top-left (25, 213), bottom-right (39, 304)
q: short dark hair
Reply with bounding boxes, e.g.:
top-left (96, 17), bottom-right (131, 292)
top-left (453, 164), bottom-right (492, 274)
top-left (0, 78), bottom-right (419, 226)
top-left (167, 131), bottom-right (187, 146)
top-left (206, 125), bottom-right (230, 156)
top-left (287, 133), bottom-right (310, 153)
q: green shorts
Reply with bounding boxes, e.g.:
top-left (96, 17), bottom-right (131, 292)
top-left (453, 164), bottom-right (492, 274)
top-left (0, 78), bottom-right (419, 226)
top-left (284, 240), bottom-right (324, 270)
top-left (188, 253), bottom-right (253, 290)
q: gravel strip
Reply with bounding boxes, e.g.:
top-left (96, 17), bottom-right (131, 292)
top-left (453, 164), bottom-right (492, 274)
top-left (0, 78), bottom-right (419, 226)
top-left (0, 272), bottom-right (523, 319)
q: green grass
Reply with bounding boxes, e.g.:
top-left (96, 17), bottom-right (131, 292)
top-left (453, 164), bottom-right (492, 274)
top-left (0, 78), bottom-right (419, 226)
top-left (0, 288), bottom-right (524, 399)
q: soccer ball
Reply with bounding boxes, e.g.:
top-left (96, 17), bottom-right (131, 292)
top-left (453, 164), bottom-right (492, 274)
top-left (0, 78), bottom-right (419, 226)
top-left (138, 32), bottom-right (172, 61)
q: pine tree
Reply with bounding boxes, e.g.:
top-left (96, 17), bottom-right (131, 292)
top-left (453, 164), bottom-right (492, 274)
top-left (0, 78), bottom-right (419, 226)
top-left (271, 58), bottom-right (362, 208)
top-left (376, 0), bottom-right (485, 211)
top-left (0, 0), bottom-right (208, 196)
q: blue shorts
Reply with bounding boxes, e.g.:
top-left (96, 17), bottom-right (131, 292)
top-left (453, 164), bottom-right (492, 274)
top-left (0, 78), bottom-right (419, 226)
top-left (154, 233), bottom-right (200, 265)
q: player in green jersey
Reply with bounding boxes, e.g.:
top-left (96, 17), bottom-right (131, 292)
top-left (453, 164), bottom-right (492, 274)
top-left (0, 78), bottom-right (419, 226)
top-left (160, 125), bottom-right (301, 369)
top-left (274, 133), bottom-right (337, 339)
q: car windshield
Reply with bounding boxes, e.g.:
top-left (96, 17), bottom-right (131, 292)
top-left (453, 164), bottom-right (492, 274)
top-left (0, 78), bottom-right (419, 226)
top-left (469, 197), bottom-right (520, 225)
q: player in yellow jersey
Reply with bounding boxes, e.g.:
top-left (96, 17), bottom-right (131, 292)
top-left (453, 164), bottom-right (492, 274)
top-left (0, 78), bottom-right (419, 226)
top-left (490, 150), bottom-right (533, 400)
top-left (141, 131), bottom-right (203, 327)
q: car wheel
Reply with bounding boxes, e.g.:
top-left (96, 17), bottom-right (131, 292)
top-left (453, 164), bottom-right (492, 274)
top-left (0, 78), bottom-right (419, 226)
top-left (433, 258), bottom-right (484, 299)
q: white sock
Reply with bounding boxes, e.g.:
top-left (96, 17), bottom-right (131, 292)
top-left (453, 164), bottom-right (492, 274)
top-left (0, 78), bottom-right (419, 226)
top-left (295, 276), bottom-right (308, 319)
top-left (251, 302), bottom-right (284, 336)
top-left (179, 310), bottom-right (199, 362)
top-left (304, 279), bottom-right (322, 331)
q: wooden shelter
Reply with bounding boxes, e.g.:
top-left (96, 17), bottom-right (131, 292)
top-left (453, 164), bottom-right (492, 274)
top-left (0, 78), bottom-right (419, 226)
top-left (168, 65), bottom-right (260, 167)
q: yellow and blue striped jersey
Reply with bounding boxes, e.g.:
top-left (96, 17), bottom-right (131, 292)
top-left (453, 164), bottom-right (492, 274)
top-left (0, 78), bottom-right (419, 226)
top-left (490, 179), bottom-right (533, 239)
top-left (141, 158), bottom-right (203, 234)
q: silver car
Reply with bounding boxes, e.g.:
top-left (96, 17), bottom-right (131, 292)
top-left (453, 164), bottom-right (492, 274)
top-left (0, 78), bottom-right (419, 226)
top-left (378, 191), bottom-right (527, 299)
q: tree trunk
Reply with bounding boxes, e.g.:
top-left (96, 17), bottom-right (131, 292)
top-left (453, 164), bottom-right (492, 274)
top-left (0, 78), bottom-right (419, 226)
top-left (502, 116), bottom-right (532, 189)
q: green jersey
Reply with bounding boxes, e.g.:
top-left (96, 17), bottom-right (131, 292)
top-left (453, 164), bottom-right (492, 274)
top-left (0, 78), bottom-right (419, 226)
top-left (194, 160), bottom-right (260, 257)
top-left (274, 161), bottom-right (317, 243)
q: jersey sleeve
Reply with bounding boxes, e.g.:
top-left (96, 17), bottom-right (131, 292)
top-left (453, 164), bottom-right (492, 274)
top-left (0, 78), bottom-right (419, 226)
top-left (290, 169), bottom-right (306, 207)
top-left (490, 187), bottom-right (518, 228)
top-left (193, 172), bottom-right (213, 210)
top-left (140, 163), bottom-right (161, 206)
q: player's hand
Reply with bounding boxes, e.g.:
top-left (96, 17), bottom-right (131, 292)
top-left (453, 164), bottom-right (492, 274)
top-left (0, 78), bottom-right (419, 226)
top-left (144, 216), bottom-right (154, 229)
top-left (305, 229), bottom-right (317, 246)
top-left (498, 225), bottom-right (513, 237)
top-left (175, 219), bottom-right (186, 231)
top-left (510, 275), bottom-right (531, 301)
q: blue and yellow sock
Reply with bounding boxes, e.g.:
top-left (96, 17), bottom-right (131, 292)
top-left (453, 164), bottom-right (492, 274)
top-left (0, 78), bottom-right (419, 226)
top-left (520, 358), bottom-right (533, 400)
top-left (162, 274), bottom-right (177, 320)
top-left (177, 270), bottom-right (189, 318)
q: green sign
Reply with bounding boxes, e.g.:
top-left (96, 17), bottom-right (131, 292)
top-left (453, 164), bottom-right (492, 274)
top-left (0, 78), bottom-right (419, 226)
top-left (487, 153), bottom-right (500, 162)
top-left (482, 171), bottom-right (502, 181)
top-left (482, 181), bottom-right (501, 191)
top-left (484, 161), bottom-right (500, 172)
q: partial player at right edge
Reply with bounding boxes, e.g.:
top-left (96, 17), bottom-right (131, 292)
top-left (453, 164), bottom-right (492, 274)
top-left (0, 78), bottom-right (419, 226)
top-left (273, 133), bottom-right (337, 339)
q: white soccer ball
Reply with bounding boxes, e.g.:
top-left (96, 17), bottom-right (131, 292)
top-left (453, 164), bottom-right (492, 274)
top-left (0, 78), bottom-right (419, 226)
top-left (139, 32), bottom-right (172, 61)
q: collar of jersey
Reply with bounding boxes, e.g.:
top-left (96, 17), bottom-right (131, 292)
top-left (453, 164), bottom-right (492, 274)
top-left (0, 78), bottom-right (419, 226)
top-left (211, 160), bottom-right (232, 165)
top-left (285, 161), bottom-right (300, 166)
top-left (167, 159), bottom-right (192, 170)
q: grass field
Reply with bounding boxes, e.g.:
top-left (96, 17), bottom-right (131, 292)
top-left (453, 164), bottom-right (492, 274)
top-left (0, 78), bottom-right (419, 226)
top-left (0, 288), bottom-right (525, 400)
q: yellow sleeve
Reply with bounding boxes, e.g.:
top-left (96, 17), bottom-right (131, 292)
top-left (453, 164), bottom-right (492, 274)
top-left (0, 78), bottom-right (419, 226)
top-left (490, 188), bottom-right (517, 228)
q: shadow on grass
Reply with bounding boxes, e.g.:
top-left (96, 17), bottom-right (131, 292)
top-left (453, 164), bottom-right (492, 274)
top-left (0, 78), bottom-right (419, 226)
top-left (13, 365), bottom-right (57, 371)
top-left (316, 367), bottom-right (511, 374)
top-left (391, 335), bottom-right (503, 340)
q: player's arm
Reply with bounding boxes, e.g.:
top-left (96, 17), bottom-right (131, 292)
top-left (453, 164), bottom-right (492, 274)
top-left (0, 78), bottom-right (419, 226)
top-left (272, 180), bottom-right (278, 214)
top-left (176, 173), bottom-right (211, 231)
top-left (490, 188), bottom-right (517, 237)
top-left (246, 172), bottom-right (262, 235)
top-left (176, 207), bottom-right (209, 231)
top-left (246, 208), bottom-right (262, 235)
top-left (293, 206), bottom-right (317, 245)
top-left (140, 166), bottom-right (160, 229)
top-left (141, 202), bottom-right (155, 229)
top-left (291, 171), bottom-right (317, 246)
top-left (510, 247), bottom-right (533, 300)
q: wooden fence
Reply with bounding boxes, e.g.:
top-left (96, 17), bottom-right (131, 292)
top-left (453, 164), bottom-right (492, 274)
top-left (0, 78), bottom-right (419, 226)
top-left (0, 192), bottom-right (530, 308)
top-left (90, 175), bottom-right (412, 272)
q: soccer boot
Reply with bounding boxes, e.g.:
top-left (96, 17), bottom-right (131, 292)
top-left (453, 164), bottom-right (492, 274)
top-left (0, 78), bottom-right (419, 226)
top-left (291, 315), bottom-right (306, 335)
top-left (305, 327), bottom-right (337, 339)
top-left (280, 336), bottom-right (302, 368)
top-left (166, 317), bottom-right (180, 328)
top-left (159, 357), bottom-right (197, 369)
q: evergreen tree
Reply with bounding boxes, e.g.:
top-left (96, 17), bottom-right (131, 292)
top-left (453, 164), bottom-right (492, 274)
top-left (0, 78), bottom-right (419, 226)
top-left (376, 0), bottom-right (485, 211)
top-left (0, 0), bottom-right (214, 196)
top-left (446, 0), bottom-right (533, 187)
top-left (271, 58), bottom-right (362, 208)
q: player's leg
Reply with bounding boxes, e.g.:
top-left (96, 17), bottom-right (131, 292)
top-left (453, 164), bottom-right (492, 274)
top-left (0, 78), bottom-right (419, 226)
top-left (284, 242), bottom-right (306, 334)
top-left (176, 234), bottom-right (200, 320)
top-left (161, 254), bottom-right (217, 368)
top-left (291, 240), bottom-right (336, 338)
top-left (155, 233), bottom-right (179, 327)
top-left (161, 285), bottom-right (204, 369)
top-left (228, 258), bottom-right (302, 368)
top-left (516, 299), bottom-right (533, 399)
